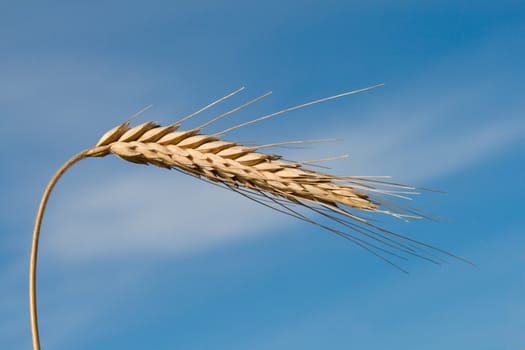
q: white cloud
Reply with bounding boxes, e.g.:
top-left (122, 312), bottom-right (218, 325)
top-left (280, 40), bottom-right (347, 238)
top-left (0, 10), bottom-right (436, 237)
top-left (43, 170), bottom-right (287, 261)
top-left (297, 79), bottom-right (525, 186)
top-left (334, 112), bottom-right (525, 184)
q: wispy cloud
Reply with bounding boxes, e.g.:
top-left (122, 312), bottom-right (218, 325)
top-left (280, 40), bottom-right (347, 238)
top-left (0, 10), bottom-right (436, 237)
top-left (299, 55), bottom-right (525, 185)
top-left (44, 171), bottom-right (287, 261)
top-left (329, 105), bottom-right (525, 184)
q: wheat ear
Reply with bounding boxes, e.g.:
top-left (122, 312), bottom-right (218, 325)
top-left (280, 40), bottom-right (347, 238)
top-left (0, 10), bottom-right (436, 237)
top-left (30, 85), bottom-right (471, 350)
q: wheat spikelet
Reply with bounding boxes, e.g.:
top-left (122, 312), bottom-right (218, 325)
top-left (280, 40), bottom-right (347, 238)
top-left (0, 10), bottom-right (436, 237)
top-left (29, 85), bottom-right (471, 350)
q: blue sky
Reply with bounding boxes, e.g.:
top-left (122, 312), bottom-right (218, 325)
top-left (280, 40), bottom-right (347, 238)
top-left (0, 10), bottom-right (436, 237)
top-left (1, 1), bottom-right (524, 349)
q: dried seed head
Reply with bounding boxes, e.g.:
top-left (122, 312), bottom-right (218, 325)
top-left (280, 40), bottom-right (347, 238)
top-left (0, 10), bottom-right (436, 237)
top-left (84, 86), bottom-right (472, 270)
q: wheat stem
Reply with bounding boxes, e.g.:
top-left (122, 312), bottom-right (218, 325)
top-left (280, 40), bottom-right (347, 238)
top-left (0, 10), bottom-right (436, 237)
top-left (30, 150), bottom-right (90, 350)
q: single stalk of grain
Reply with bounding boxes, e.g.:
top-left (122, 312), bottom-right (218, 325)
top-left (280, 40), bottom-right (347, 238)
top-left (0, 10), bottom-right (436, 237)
top-left (29, 85), bottom-right (471, 350)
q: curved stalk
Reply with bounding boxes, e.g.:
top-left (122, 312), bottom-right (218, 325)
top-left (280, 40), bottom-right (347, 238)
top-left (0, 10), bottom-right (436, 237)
top-left (30, 150), bottom-right (91, 350)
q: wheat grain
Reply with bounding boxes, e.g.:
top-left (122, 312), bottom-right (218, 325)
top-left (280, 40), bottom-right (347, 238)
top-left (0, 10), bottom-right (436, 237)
top-left (29, 85), bottom-right (471, 350)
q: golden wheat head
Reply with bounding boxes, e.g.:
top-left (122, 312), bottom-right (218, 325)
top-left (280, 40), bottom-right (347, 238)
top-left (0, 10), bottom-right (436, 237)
top-left (29, 85), bottom-right (471, 350)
